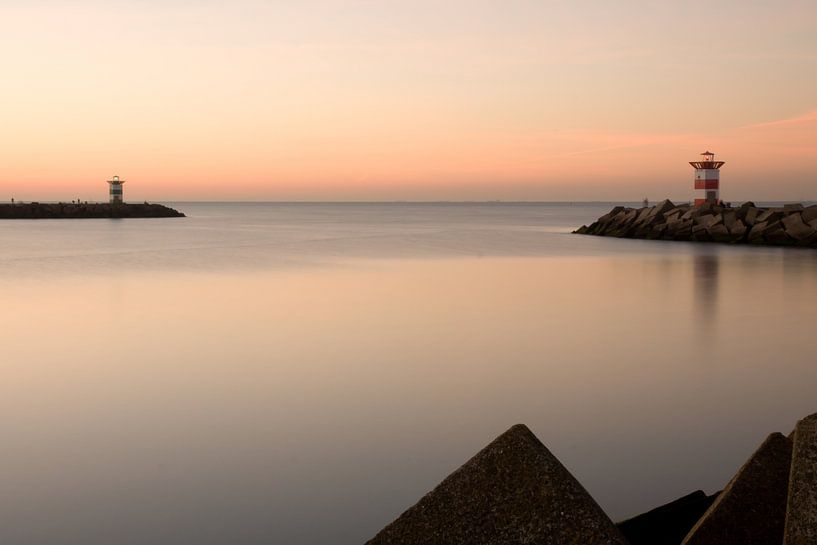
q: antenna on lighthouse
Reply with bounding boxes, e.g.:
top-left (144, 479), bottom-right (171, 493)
top-left (106, 175), bottom-right (126, 204)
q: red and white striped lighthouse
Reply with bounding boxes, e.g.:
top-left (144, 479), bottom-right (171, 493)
top-left (689, 151), bottom-right (725, 206)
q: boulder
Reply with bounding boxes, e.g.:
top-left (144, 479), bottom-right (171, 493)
top-left (365, 424), bottom-right (628, 545)
top-left (691, 224), bottom-right (712, 241)
top-left (765, 227), bottom-right (794, 245)
top-left (707, 224), bottom-right (732, 243)
top-left (597, 207), bottom-right (626, 224)
top-left (681, 208), bottom-right (697, 221)
top-left (784, 413), bottom-right (817, 545)
top-left (652, 199), bottom-right (676, 218)
top-left (682, 433), bottom-right (792, 545)
top-left (802, 205), bottom-right (817, 224)
top-left (744, 207), bottom-right (761, 226)
top-left (671, 219), bottom-right (694, 239)
top-left (722, 211), bottom-right (737, 231)
top-left (635, 207), bottom-right (653, 224)
top-left (756, 209), bottom-right (783, 224)
top-left (729, 219), bottom-right (747, 239)
top-left (647, 222), bottom-right (668, 239)
top-left (747, 221), bottom-right (766, 240)
top-left (782, 213), bottom-right (815, 242)
top-left (633, 226), bottom-right (652, 238)
top-left (665, 208), bottom-right (683, 222)
top-left (694, 215), bottom-right (718, 228)
top-left (748, 221), bottom-right (781, 243)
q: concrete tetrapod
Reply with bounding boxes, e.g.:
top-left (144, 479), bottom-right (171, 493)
top-left (617, 490), bottom-right (719, 545)
top-left (365, 424), bottom-right (627, 545)
top-left (784, 413), bottom-right (817, 545)
top-left (681, 433), bottom-right (792, 545)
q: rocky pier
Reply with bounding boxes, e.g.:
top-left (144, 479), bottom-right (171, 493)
top-left (575, 200), bottom-right (817, 247)
top-left (0, 202), bottom-right (185, 219)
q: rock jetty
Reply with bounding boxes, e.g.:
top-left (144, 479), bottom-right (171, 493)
top-left (575, 200), bottom-right (817, 247)
top-left (367, 412), bottom-right (817, 545)
top-left (0, 202), bottom-right (185, 219)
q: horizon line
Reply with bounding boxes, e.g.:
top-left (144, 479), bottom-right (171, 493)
top-left (8, 199), bottom-right (815, 205)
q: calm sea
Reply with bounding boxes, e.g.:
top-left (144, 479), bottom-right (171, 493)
top-left (2, 202), bottom-right (816, 545)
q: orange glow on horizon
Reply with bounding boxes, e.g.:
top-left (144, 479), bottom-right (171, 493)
top-left (1, 1), bottom-right (815, 202)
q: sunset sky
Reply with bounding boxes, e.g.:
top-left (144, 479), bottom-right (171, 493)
top-left (2, 0), bottom-right (816, 201)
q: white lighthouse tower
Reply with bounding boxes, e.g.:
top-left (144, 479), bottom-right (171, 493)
top-left (107, 175), bottom-right (125, 204)
top-left (689, 151), bottom-right (725, 206)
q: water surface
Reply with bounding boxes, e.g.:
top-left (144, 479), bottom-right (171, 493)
top-left (2, 203), bottom-right (816, 544)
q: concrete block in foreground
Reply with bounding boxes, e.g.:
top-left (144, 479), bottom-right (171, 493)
top-left (366, 424), bottom-right (627, 545)
top-left (681, 432), bottom-right (792, 545)
top-left (617, 490), bottom-right (719, 545)
top-left (784, 413), bottom-right (817, 545)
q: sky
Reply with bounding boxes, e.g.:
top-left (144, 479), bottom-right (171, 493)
top-left (1, 0), bottom-right (816, 202)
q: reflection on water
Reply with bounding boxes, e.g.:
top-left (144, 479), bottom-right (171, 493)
top-left (1, 204), bottom-right (817, 545)
top-left (694, 253), bottom-right (719, 345)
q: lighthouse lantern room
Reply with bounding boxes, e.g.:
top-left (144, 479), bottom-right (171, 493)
top-left (107, 175), bottom-right (125, 204)
top-left (689, 151), bottom-right (725, 206)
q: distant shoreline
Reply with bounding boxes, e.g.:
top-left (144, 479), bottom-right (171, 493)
top-left (0, 202), bottom-right (185, 219)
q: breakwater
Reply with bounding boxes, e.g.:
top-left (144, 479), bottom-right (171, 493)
top-left (575, 200), bottom-right (817, 247)
top-left (0, 202), bottom-right (185, 219)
